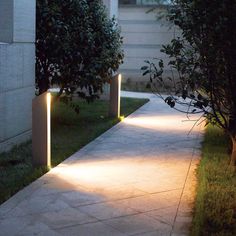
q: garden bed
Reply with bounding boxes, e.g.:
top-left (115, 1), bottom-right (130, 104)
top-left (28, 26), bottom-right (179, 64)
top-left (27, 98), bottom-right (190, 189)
top-left (191, 125), bottom-right (236, 236)
top-left (0, 97), bottom-right (149, 204)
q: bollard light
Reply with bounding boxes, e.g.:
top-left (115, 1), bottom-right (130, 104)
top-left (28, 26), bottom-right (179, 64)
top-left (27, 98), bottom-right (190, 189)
top-left (32, 92), bottom-right (51, 168)
top-left (109, 73), bottom-right (122, 118)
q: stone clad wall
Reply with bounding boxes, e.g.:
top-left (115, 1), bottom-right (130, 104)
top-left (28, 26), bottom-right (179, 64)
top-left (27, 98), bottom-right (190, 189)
top-left (118, 5), bottom-right (180, 82)
top-left (0, 0), bottom-right (35, 152)
top-left (103, 0), bottom-right (118, 18)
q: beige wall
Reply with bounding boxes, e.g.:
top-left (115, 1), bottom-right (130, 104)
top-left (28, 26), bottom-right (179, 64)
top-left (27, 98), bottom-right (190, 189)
top-left (118, 6), bottom-right (180, 82)
top-left (103, 0), bottom-right (119, 18)
top-left (0, 0), bottom-right (35, 152)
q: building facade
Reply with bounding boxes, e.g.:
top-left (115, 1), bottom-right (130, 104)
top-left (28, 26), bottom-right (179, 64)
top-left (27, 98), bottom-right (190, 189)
top-left (0, 0), bottom-right (174, 152)
top-left (0, 0), bottom-right (35, 152)
top-left (118, 0), bottom-right (179, 82)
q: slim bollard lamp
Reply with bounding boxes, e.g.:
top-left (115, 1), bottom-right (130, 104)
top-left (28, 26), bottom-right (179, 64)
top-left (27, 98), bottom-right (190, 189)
top-left (32, 92), bottom-right (51, 168)
top-left (109, 73), bottom-right (122, 118)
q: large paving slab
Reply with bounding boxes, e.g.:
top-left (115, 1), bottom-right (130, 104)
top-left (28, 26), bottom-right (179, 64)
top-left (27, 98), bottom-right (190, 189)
top-left (0, 91), bottom-right (204, 236)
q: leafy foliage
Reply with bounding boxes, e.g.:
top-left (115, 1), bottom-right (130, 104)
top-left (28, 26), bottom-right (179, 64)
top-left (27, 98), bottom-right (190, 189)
top-left (36, 0), bottom-right (123, 102)
top-left (142, 0), bottom-right (236, 164)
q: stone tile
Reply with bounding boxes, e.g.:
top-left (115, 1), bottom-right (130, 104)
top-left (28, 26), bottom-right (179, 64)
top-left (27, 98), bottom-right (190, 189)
top-left (40, 207), bottom-right (97, 229)
top-left (17, 222), bottom-right (59, 236)
top-left (61, 190), bottom-right (105, 207)
top-left (0, 216), bottom-right (31, 236)
top-left (56, 221), bottom-right (125, 236)
top-left (4, 195), bottom-right (56, 217)
top-left (34, 178), bottom-right (81, 194)
top-left (102, 185), bottom-right (147, 201)
top-left (144, 205), bottom-right (179, 225)
top-left (171, 233), bottom-right (187, 236)
top-left (37, 229), bottom-right (61, 236)
top-left (5, 196), bottom-right (71, 218)
top-left (133, 230), bottom-right (170, 236)
top-left (42, 199), bottom-right (72, 213)
top-left (0, 92), bottom-right (203, 236)
top-left (104, 213), bottom-right (172, 235)
top-left (149, 190), bottom-right (182, 205)
top-left (77, 201), bottom-right (139, 220)
top-left (132, 181), bottom-right (183, 194)
top-left (117, 195), bottom-right (160, 212)
top-left (0, 180), bottom-right (44, 218)
top-left (117, 190), bottom-right (181, 213)
top-left (30, 183), bottom-right (71, 197)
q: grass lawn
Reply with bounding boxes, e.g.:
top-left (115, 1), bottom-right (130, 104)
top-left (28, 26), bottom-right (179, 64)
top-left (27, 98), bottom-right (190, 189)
top-left (121, 81), bottom-right (152, 93)
top-left (0, 97), bottom-right (149, 204)
top-left (191, 125), bottom-right (236, 236)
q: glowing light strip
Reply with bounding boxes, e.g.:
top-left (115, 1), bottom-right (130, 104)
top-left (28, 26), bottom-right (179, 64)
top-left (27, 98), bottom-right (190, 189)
top-left (46, 92), bottom-right (51, 167)
top-left (118, 74), bottom-right (122, 118)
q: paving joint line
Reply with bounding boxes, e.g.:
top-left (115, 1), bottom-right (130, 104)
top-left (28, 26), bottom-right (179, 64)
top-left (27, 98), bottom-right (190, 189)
top-left (170, 125), bottom-right (203, 236)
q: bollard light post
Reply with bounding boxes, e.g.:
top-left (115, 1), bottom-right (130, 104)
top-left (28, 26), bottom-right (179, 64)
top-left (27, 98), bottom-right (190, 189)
top-left (32, 92), bottom-right (51, 168)
top-left (109, 73), bottom-right (121, 118)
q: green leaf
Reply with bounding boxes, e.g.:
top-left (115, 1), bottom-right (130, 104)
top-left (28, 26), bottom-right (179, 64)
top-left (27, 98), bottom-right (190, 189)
top-left (141, 66), bottom-right (148, 70)
top-left (142, 70), bottom-right (151, 76)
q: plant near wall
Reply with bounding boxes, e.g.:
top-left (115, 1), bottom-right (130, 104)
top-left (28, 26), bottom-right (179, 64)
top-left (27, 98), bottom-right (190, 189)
top-left (36, 0), bottom-right (123, 102)
top-left (142, 0), bottom-right (236, 165)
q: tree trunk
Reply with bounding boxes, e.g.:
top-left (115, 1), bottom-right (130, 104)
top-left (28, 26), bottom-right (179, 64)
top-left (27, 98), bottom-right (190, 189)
top-left (230, 137), bottom-right (236, 166)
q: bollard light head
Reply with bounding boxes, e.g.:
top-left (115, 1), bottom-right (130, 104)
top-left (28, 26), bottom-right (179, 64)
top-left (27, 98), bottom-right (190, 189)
top-left (119, 115), bottom-right (125, 121)
top-left (46, 92), bottom-right (51, 104)
top-left (118, 73), bottom-right (122, 83)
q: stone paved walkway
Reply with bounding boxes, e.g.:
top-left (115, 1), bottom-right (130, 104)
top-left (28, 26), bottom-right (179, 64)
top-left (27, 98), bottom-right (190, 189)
top-left (0, 92), bottom-right (203, 236)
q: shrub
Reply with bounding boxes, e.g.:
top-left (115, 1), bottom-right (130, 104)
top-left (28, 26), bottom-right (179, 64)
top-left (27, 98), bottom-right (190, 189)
top-left (36, 0), bottom-right (124, 102)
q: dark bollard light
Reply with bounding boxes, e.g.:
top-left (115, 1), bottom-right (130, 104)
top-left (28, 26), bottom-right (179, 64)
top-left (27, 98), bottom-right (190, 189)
top-left (109, 73), bottom-right (122, 118)
top-left (32, 92), bottom-right (51, 168)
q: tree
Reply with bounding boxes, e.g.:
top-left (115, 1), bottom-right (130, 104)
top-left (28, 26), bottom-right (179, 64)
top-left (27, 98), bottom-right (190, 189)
top-left (36, 0), bottom-right (123, 102)
top-left (142, 0), bottom-right (236, 165)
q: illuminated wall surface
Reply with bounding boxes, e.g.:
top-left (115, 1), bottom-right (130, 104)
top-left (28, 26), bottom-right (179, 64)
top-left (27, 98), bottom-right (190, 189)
top-left (0, 0), bottom-right (35, 152)
top-left (103, 0), bottom-right (119, 18)
top-left (119, 0), bottom-right (172, 5)
top-left (118, 2), bottom-right (180, 81)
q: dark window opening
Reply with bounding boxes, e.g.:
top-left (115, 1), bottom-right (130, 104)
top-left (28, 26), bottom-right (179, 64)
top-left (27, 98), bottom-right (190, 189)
top-left (119, 0), bottom-right (170, 5)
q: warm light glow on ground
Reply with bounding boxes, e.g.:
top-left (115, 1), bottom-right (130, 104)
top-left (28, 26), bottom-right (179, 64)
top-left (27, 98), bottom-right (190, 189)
top-left (0, 93), bottom-right (203, 235)
top-left (49, 155), bottom-right (191, 198)
top-left (123, 115), bottom-right (200, 133)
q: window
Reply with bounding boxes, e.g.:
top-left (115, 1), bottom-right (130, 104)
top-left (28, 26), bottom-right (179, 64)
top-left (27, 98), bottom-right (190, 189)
top-left (0, 0), bottom-right (13, 43)
top-left (119, 0), bottom-right (170, 5)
